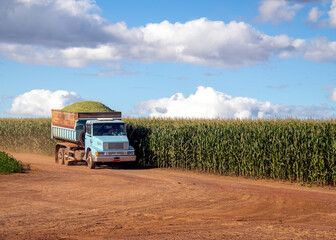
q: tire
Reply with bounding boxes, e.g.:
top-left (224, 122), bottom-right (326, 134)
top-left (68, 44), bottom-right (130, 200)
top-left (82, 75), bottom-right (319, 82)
top-left (58, 148), bottom-right (65, 165)
top-left (79, 129), bottom-right (85, 146)
top-left (55, 149), bottom-right (59, 164)
top-left (87, 151), bottom-right (96, 169)
top-left (64, 148), bottom-right (70, 166)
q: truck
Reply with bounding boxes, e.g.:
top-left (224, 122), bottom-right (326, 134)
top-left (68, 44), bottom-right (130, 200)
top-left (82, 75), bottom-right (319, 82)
top-left (51, 109), bottom-right (136, 169)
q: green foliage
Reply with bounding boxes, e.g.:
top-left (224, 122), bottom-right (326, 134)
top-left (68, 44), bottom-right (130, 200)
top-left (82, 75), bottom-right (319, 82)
top-left (1, 117), bottom-right (336, 185)
top-left (0, 118), bottom-right (57, 155)
top-left (0, 152), bottom-right (25, 174)
top-left (61, 101), bottom-right (114, 112)
top-left (125, 118), bottom-right (336, 185)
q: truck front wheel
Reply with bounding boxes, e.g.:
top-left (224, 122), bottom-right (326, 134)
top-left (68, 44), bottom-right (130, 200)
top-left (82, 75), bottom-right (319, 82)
top-left (87, 151), bottom-right (96, 169)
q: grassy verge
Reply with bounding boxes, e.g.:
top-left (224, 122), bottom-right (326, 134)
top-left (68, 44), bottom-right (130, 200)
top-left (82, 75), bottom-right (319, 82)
top-left (0, 152), bottom-right (29, 174)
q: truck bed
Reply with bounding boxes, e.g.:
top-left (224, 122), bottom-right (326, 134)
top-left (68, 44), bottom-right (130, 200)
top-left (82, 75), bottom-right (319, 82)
top-left (51, 110), bottom-right (122, 128)
top-left (51, 110), bottom-right (122, 144)
top-left (51, 125), bottom-right (78, 143)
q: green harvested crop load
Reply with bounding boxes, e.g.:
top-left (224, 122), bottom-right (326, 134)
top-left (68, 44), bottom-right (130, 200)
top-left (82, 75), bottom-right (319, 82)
top-left (61, 101), bottom-right (114, 112)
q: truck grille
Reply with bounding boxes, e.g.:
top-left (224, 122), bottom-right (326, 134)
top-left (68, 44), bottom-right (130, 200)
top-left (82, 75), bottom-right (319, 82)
top-left (104, 142), bottom-right (128, 150)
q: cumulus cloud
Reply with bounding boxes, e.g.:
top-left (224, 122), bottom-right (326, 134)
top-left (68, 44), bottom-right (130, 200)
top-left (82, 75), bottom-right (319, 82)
top-left (303, 37), bottom-right (336, 62)
top-left (329, 0), bottom-right (336, 27)
top-left (0, 17), bottom-right (300, 68)
top-left (133, 86), bottom-right (333, 119)
top-left (257, 0), bottom-right (303, 24)
top-left (305, 0), bottom-right (336, 28)
top-left (7, 89), bottom-right (82, 117)
top-left (278, 37), bottom-right (336, 62)
top-left (0, 0), bottom-right (107, 48)
top-left (329, 87), bottom-right (336, 101)
top-left (0, 0), bottom-right (335, 68)
top-left (308, 7), bottom-right (323, 22)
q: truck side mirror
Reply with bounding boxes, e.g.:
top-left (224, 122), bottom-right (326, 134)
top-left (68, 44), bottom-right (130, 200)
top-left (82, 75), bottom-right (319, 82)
top-left (128, 125), bottom-right (134, 138)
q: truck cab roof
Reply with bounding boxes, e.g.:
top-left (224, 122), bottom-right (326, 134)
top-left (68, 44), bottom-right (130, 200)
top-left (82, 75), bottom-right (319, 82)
top-left (86, 118), bottom-right (124, 124)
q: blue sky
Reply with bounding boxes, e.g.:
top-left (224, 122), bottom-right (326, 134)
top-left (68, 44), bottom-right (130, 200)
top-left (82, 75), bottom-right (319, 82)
top-left (1, 0), bottom-right (336, 119)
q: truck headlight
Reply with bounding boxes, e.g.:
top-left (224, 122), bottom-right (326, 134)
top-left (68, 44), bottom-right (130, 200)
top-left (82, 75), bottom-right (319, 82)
top-left (97, 152), bottom-right (107, 156)
top-left (127, 151), bottom-right (135, 155)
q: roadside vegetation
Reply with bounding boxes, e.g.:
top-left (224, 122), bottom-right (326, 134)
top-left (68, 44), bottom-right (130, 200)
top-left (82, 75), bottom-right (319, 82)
top-left (1, 118), bottom-right (336, 185)
top-left (0, 151), bottom-right (29, 174)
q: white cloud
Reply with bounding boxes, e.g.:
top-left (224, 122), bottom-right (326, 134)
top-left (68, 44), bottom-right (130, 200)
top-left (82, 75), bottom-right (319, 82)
top-left (304, 37), bottom-right (336, 62)
top-left (7, 89), bottom-right (82, 117)
top-left (0, 17), bottom-right (299, 68)
top-left (0, 0), bottom-right (335, 68)
top-left (257, 0), bottom-right (303, 24)
top-left (329, 0), bottom-right (336, 27)
top-left (304, 1), bottom-right (336, 28)
top-left (278, 37), bottom-right (336, 62)
top-left (0, 0), bottom-right (106, 48)
top-left (329, 87), bottom-right (336, 101)
top-left (138, 19), bottom-right (296, 68)
top-left (308, 7), bottom-right (323, 22)
top-left (133, 86), bottom-right (333, 119)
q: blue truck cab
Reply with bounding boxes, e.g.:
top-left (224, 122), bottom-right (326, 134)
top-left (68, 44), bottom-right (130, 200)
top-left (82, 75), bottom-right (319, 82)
top-left (51, 110), bottom-right (136, 169)
top-left (84, 119), bottom-right (136, 168)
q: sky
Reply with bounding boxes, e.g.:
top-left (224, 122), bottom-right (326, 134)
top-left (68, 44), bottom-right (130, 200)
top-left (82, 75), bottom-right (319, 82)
top-left (1, 0), bottom-right (336, 119)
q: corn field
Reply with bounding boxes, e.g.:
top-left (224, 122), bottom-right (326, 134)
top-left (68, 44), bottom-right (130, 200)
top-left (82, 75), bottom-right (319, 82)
top-left (1, 118), bottom-right (336, 185)
top-left (126, 118), bottom-right (336, 185)
top-left (0, 118), bottom-right (57, 156)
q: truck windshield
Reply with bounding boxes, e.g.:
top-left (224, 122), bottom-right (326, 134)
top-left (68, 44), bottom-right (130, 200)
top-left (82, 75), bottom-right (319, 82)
top-left (92, 123), bottom-right (126, 136)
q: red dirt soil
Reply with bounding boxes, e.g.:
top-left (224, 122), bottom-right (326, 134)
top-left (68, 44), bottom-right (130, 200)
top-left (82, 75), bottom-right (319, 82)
top-left (1, 153), bottom-right (336, 239)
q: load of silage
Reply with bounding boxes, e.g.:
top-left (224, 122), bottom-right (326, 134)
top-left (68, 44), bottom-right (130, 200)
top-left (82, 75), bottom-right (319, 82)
top-left (61, 101), bottom-right (114, 112)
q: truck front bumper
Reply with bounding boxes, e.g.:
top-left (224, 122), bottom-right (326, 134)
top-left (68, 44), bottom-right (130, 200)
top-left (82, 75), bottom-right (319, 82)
top-left (93, 155), bottom-right (136, 163)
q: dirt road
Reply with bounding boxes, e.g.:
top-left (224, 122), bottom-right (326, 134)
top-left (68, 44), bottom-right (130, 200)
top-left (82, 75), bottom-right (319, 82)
top-left (0, 153), bottom-right (336, 239)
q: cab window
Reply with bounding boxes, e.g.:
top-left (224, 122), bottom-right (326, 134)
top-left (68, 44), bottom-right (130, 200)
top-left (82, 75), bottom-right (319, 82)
top-left (93, 123), bottom-right (126, 136)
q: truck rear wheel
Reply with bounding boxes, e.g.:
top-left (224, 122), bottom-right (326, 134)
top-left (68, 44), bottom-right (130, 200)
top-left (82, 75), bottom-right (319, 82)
top-left (64, 148), bottom-right (70, 166)
top-left (87, 151), bottom-right (96, 169)
top-left (58, 148), bottom-right (65, 165)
